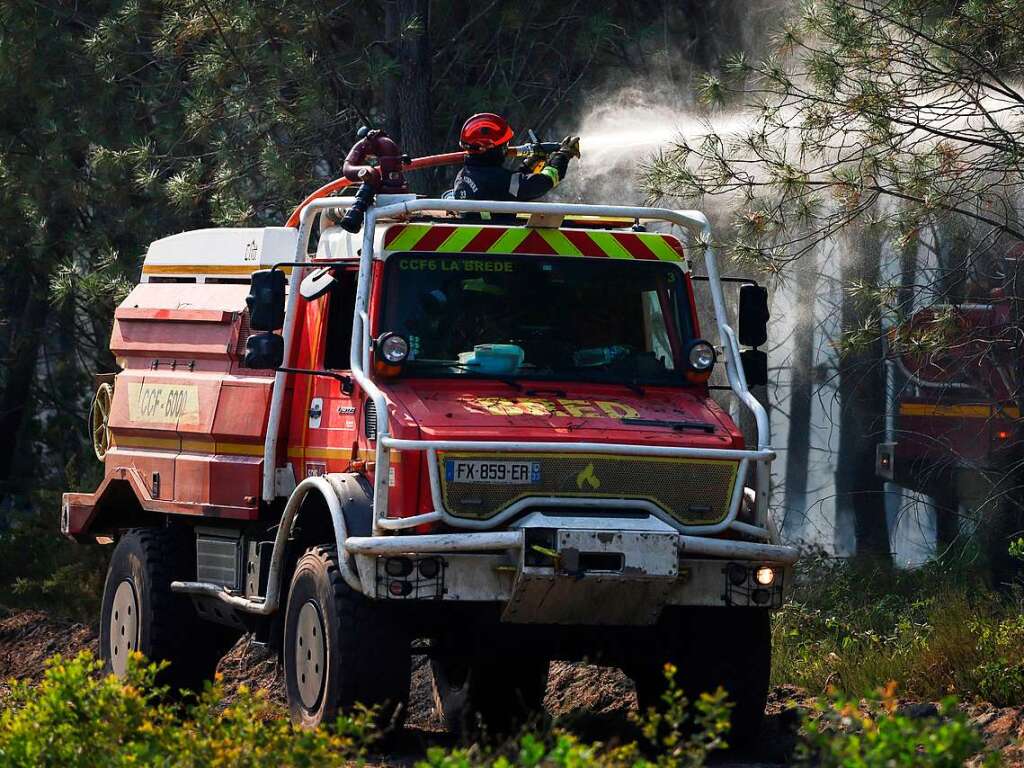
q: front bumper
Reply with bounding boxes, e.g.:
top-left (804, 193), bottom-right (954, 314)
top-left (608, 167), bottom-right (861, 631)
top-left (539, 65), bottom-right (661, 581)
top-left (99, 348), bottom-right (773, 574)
top-left (344, 514), bottom-right (797, 625)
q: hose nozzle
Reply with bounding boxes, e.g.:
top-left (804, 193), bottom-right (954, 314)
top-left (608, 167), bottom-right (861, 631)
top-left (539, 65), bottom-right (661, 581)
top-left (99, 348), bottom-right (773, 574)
top-left (339, 182), bottom-right (377, 234)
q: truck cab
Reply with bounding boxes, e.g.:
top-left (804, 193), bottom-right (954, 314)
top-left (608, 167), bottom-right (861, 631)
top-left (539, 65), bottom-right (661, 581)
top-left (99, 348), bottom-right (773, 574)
top-left (64, 194), bottom-right (795, 740)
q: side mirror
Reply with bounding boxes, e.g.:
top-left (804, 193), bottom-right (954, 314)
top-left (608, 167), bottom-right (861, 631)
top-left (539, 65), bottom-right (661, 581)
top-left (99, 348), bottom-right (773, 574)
top-left (247, 269), bottom-right (286, 331)
top-left (738, 284), bottom-right (769, 348)
top-left (244, 332), bottom-right (284, 369)
top-left (741, 349), bottom-right (768, 387)
top-left (300, 267), bottom-right (337, 300)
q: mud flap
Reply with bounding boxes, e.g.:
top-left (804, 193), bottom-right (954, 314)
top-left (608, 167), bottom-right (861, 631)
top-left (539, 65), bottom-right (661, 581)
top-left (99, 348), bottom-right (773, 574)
top-left (502, 529), bottom-right (678, 626)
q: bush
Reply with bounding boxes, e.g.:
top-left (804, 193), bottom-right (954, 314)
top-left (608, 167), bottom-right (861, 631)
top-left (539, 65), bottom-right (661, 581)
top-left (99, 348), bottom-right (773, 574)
top-left (0, 652), bottom-right (375, 767)
top-left (0, 654), bottom-right (732, 768)
top-left (971, 614), bottom-right (1024, 706)
top-left (772, 554), bottom-right (1024, 704)
top-left (799, 685), bottom-right (999, 767)
top-left (0, 651), bottom-right (1002, 766)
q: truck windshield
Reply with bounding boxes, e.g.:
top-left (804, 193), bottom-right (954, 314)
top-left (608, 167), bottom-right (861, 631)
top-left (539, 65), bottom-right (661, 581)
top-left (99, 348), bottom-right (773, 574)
top-left (379, 252), bottom-right (694, 387)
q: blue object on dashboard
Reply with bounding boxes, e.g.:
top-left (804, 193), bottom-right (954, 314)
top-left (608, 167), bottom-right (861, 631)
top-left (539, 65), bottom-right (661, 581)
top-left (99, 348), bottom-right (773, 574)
top-left (458, 343), bottom-right (525, 374)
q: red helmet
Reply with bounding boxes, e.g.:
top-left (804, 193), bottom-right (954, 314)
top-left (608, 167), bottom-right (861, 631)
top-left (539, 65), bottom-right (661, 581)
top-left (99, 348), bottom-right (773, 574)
top-left (460, 113), bottom-right (514, 153)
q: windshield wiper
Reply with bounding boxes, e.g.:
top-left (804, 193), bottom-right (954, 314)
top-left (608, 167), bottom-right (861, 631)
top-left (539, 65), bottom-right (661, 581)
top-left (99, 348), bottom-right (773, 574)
top-left (622, 417), bottom-right (715, 433)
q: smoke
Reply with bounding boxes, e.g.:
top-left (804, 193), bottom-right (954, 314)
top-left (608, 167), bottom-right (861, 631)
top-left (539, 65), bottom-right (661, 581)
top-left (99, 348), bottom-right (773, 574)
top-left (557, 85), bottom-right (751, 206)
top-left (551, 0), bottom-right (792, 205)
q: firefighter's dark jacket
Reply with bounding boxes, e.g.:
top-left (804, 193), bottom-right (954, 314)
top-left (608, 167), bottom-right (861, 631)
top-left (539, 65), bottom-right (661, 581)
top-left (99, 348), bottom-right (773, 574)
top-left (452, 147), bottom-right (570, 203)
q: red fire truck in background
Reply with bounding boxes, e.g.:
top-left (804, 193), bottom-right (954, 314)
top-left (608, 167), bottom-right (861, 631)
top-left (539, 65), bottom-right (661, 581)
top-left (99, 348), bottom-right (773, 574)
top-left (878, 252), bottom-right (1024, 558)
top-left (63, 138), bottom-right (794, 741)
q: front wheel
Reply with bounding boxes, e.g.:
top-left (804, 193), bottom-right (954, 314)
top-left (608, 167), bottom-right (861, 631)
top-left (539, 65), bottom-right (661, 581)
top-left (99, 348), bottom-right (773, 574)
top-left (283, 546), bottom-right (411, 728)
top-left (100, 528), bottom-right (238, 692)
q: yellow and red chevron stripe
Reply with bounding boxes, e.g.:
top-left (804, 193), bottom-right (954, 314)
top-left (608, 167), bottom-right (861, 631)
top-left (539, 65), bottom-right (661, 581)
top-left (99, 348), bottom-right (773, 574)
top-left (382, 224), bottom-right (687, 263)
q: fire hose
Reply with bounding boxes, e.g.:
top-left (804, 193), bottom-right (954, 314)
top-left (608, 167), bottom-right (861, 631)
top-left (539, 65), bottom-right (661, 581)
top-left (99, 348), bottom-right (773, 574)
top-left (285, 127), bottom-right (566, 231)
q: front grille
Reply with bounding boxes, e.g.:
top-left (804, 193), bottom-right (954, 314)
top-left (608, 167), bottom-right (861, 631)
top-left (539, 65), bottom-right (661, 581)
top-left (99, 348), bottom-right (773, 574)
top-left (437, 452), bottom-right (738, 525)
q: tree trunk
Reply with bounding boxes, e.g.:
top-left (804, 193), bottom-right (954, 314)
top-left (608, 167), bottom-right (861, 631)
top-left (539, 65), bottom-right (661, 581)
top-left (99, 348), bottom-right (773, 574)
top-left (383, 1), bottom-right (402, 141)
top-left (782, 252), bottom-right (818, 540)
top-left (834, 227), bottom-right (892, 565)
top-left (383, 0), bottom-right (434, 190)
top-left (0, 278), bottom-right (48, 500)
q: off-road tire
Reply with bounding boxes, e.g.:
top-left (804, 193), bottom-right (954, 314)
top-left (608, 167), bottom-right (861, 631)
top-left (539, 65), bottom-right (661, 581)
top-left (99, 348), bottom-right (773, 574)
top-left (633, 607), bottom-right (770, 748)
top-left (100, 527), bottom-right (238, 692)
top-left (431, 656), bottom-right (549, 737)
top-left (284, 545), bottom-right (411, 728)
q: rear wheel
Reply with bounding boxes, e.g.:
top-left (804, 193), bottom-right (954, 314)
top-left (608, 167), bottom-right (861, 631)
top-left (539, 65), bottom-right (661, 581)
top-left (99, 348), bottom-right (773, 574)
top-left (100, 528), bottom-right (238, 692)
top-left (431, 656), bottom-right (549, 737)
top-left (283, 546), bottom-right (411, 728)
top-left (633, 608), bottom-right (770, 748)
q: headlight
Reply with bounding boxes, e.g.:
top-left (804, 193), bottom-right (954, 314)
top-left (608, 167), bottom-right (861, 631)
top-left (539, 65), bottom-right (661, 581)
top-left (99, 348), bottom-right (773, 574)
top-left (687, 340), bottom-right (716, 371)
top-left (377, 332), bottom-right (410, 364)
top-left (755, 566), bottom-right (776, 586)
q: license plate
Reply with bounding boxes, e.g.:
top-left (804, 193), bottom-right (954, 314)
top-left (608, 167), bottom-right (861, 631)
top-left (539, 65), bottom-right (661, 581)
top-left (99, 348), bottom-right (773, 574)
top-left (445, 459), bottom-right (541, 484)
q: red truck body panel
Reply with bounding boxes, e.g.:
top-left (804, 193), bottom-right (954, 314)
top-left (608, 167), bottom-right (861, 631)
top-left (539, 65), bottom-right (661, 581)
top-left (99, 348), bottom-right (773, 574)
top-left (66, 283), bottom-right (273, 533)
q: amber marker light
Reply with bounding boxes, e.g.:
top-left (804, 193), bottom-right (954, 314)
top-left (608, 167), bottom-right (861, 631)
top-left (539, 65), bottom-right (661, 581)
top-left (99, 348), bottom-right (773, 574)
top-left (374, 359), bottom-right (403, 377)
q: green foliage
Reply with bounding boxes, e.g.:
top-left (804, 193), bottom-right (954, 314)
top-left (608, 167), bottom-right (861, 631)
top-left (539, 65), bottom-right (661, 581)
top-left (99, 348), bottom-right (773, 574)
top-left (0, 492), bottom-right (107, 620)
top-left (0, 654), bottom-right (736, 768)
top-left (420, 663), bottom-right (731, 768)
top-left (1008, 538), bottom-right (1024, 561)
top-left (0, 649), bottom-right (1003, 766)
top-left (635, 663), bottom-right (731, 765)
top-left (641, 0), bottom-right (1024, 267)
top-left (972, 614), bottom-right (1024, 706)
top-left (773, 554), bottom-right (1024, 706)
top-left (799, 687), bottom-right (999, 767)
top-left (0, 651), bottom-right (375, 767)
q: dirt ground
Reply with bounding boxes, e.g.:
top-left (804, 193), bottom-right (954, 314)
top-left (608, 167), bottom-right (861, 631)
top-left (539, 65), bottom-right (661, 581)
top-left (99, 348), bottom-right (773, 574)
top-left (0, 608), bottom-right (1018, 766)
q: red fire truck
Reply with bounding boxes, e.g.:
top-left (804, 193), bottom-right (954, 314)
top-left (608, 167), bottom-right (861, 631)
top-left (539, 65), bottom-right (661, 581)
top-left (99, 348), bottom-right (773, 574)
top-left (64, 167), bottom-right (795, 739)
top-left (878, 291), bottom-right (1021, 554)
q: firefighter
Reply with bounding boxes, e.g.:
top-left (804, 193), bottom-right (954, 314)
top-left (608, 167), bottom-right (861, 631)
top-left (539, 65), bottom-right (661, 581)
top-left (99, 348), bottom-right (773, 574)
top-left (451, 113), bottom-right (580, 206)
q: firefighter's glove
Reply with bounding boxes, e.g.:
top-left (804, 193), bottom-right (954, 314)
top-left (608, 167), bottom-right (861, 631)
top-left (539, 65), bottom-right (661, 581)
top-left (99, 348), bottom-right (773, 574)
top-left (559, 135), bottom-right (581, 159)
top-left (518, 154), bottom-right (547, 175)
